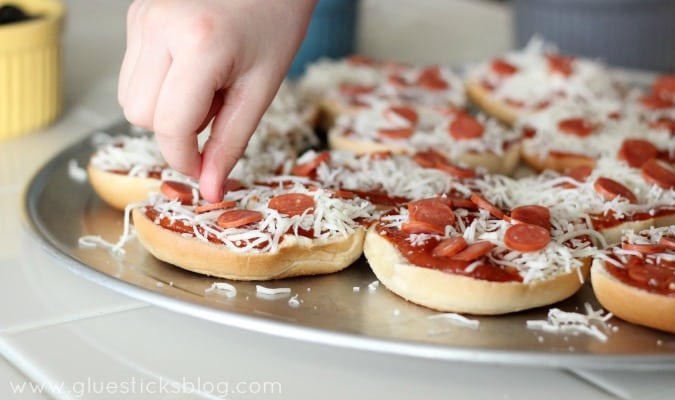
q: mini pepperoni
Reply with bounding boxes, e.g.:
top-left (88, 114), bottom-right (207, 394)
top-left (332, 189), bottom-right (356, 200)
top-left (617, 139), bottom-right (658, 168)
top-left (659, 236), bottom-right (675, 251)
top-left (292, 152), bottom-right (330, 177)
top-left (470, 193), bottom-right (508, 220)
top-left (641, 158), bottom-right (675, 189)
top-left (504, 98), bottom-right (525, 108)
top-left (490, 58), bottom-right (518, 76)
top-left (217, 209), bottom-right (263, 229)
top-left (510, 205), bottom-right (551, 230)
top-left (566, 165), bottom-right (593, 183)
top-left (160, 181), bottom-right (195, 205)
top-left (416, 66), bottom-right (449, 91)
top-left (621, 242), bottom-right (666, 254)
top-left (387, 73), bottom-right (408, 87)
top-left (448, 112), bottom-right (485, 140)
top-left (450, 241), bottom-right (495, 261)
top-left (436, 162), bottom-right (478, 179)
top-left (608, 111), bottom-right (622, 120)
top-left (432, 237), bottom-right (468, 258)
top-left (445, 196), bottom-right (478, 210)
top-left (522, 127), bottom-right (536, 139)
top-left (412, 149), bottom-right (447, 168)
top-left (194, 200), bottom-right (237, 214)
top-left (339, 84), bottom-right (375, 97)
top-left (546, 54), bottom-right (574, 77)
top-left (593, 177), bottom-right (638, 203)
top-left (223, 178), bottom-right (244, 193)
top-left (401, 221), bottom-right (446, 235)
top-left (652, 74), bottom-right (675, 100)
top-left (639, 94), bottom-right (674, 110)
top-left (268, 193), bottom-right (315, 216)
top-left (504, 224), bottom-right (550, 252)
top-left (558, 117), bottom-right (595, 137)
top-left (378, 127), bottom-right (415, 139)
top-left (408, 198), bottom-right (456, 229)
top-left (558, 165), bottom-right (594, 189)
top-left (367, 150), bottom-right (393, 160)
top-left (386, 105), bottom-right (419, 125)
top-left (649, 117), bottom-right (675, 134)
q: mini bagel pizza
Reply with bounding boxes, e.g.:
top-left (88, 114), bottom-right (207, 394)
top-left (465, 38), bottom-right (622, 126)
top-left (132, 177), bottom-right (377, 280)
top-left (363, 194), bottom-right (595, 315)
top-left (289, 149), bottom-right (480, 207)
top-left (518, 98), bottom-right (674, 173)
top-left (298, 56), bottom-right (465, 128)
top-left (328, 102), bottom-right (521, 175)
top-left (87, 133), bottom-right (167, 210)
top-left (472, 157), bottom-right (675, 245)
top-left (591, 226), bottom-right (675, 333)
top-left (626, 74), bottom-right (675, 137)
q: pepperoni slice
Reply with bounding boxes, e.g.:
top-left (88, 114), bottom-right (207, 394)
top-left (566, 165), bottom-right (593, 182)
top-left (445, 196), bottom-right (478, 210)
top-left (292, 152), bottom-right (330, 177)
top-left (367, 150), bottom-right (393, 160)
top-left (490, 58), bottom-right (518, 76)
top-left (339, 84), bottom-right (375, 97)
top-left (387, 73), bottom-right (407, 87)
top-left (436, 162), bottom-right (477, 179)
top-left (416, 66), bottom-right (449, 91)
top-left (649, 117), bottom-right (675, 134)
top-left (621, 242), bottom-right (666, 254)
top-left (652, 74), bottom-right (675, 100)
top-left (223, 178), bottom-right (244, 193)
top-left (558, 165), bottom-right (593, 189)
top-left (617, 139), bottom-right (658, 168)
top-left (450, 241), bottom-right (495, 261)
top-left (160, 181), bottom-right (195, 205)
top-left (639, 94), bottom-right (674, 110)
top-left (510, 205), bottom-right (551, 230)
top-left (401, 220), bottom-right (446, 235)
top-left (378, 127), bottom-right (415, 140)
top-left (408, 198), bottom-right (456, 229)
top-left (217, 209), bottom-right (263, 229)
top-left (412, 149), bottom-right (477, 178)
top-left (504, 224), bottom-right (550, 252)
top-left (641, 158), bottom-right (675, 189)
top-left (558, 117), bottom-right (595, 137)
top-left (593, 177), bottom-right (638, 203)
top-left (448, 112), bottom-right (485, 140)
top-left (627, 263), bottom-right (672, 289)
top-left (385, 106), bottom-right (419, 125)
top-left (546, 54), bottom-right (574, 77)
top-left (194, 200), bottom-right (237, 214)
top-left (659, 236), bottom-right (675, 251)
top-left (268, 193), bottom-right (315, 216)
top-left (470, 193), bottom-right (508, 220)
top-left (504, 98), bottom-right (525, 109)
top-left (432, 237), bottom-right (468, 258)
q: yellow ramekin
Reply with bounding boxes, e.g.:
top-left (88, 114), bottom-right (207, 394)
top-left (0, 0), bottom-right (64, 139)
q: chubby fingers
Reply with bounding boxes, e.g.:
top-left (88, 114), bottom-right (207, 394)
top-left (199, 72), bottom-right (278, 203)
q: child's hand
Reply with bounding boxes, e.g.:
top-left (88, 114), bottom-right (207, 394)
top-left (118, 0), bottom-right (316, 202)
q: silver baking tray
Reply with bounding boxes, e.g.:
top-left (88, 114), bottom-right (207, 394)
top-left (23, 120), bottom-right (675, 370)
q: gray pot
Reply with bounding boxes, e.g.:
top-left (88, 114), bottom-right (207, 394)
top-left (513, 0), bottom-right (675, 72)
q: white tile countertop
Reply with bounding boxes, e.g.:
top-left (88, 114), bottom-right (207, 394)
top-left (1, 0), bottom-right (674, 399)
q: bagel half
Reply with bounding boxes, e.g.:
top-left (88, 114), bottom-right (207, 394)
top-left (363, 225), bottom-right (591, 315)
top-left (591, 260), bottom-right (675, 334)
top-left (466, 80), bottom-right (520, 127)
top-left (132, 208), bottom-right (366, 280)
top-left (88, 163), bottom-right (160, 210)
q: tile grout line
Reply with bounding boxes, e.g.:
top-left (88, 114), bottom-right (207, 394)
top-left (0, 303), bottom-right (151, 336)
top-left (566, 369), bottom-right (628, 400)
